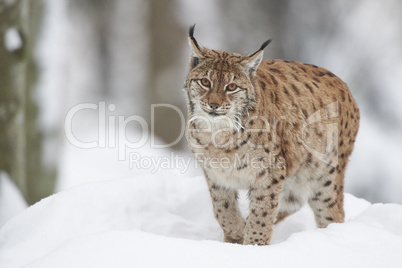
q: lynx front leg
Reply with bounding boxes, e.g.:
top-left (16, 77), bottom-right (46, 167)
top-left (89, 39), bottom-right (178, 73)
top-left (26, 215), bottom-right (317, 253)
top-left (206, 179), bottom-right (245, 244)
top-left (244, 171), bottom-right (285, 245)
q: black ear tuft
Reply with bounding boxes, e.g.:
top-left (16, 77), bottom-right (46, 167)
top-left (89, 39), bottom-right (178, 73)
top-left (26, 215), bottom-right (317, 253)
top-left (249, 39), bottom-right (272, 58)
top-left (189, 24), bottom-right (196, 38)
top-left (189, 24), bottom-right (200, 50)
top-left (259, 39), bottom-right (272, 51)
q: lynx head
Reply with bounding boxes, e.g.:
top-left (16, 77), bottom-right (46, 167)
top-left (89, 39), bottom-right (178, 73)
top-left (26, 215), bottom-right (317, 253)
top-left (184, 25), bottom-right (271, 131)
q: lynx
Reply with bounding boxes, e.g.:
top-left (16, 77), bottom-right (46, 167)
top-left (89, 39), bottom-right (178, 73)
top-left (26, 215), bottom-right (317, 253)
top-left (183, 25), bottom-right (360, 246)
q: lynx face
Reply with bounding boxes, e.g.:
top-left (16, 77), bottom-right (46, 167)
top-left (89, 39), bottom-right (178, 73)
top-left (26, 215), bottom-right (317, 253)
top-left (184, 28), bottom-right (271, 131)
top-left (187, 56), bottom-right (255, 117)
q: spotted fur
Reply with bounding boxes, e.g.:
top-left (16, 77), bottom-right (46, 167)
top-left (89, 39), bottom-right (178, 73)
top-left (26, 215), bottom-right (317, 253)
top-left (183, 26), bottom-right (360, 245)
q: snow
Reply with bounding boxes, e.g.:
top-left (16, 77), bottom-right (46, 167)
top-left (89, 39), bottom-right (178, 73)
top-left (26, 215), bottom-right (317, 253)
top-left (346, 117), bottom-right (402, 203)
top-left (1, 174), bottom-right (401, 268)
top-left (4, 28), bottom-right (22, 52)
top-left (0, 172), bottom-right (27, 228)
top-left (57, 123), bottom-right (199, 190)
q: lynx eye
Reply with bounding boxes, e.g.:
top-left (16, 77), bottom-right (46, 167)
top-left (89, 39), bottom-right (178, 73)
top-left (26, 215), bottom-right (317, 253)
top-left (200, 78), bottom-right (211, 88)
top-left (226, 83), bottom-right (238, 92)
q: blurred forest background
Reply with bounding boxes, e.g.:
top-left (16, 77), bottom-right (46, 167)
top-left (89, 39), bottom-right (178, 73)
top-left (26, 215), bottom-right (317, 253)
top-left (1, 0), bottom-right (402, 215)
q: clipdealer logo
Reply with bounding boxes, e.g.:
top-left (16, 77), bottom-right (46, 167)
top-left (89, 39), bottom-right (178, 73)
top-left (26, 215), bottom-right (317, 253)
top-left (64, 101), bottom-right (339, 172)
top-left (64, 102), bottom-right (185, 161)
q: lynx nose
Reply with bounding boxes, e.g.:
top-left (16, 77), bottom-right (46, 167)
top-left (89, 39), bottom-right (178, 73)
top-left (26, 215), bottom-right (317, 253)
top-left (209, 103), bottom-right (220, 110)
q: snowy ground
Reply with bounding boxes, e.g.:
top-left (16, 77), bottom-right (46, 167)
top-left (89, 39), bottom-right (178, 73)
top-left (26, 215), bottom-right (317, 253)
top-left (1, 174), bottom-right (402, 268)
top-left (0, 173), bottom-right (27, 228)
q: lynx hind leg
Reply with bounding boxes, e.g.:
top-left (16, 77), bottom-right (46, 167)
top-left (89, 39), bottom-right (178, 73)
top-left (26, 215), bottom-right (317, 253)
top-left (274, 204), bottom-right (303, 225)
top-left (308, 168), bottom-right (345, 228)
top-left (274, 187), bottom-right (306, 224)
top-left (206, 180), bottom-right (245, 244)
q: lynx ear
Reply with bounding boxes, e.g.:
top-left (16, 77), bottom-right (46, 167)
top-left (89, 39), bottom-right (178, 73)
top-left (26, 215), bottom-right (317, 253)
top-left (188, 24), bottom-right (204, 68)
top-left (242, 39), bottom-right (272, 76)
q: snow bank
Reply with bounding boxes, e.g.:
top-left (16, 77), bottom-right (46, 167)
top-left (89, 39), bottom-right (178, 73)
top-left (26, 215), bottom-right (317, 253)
top-left (0, 172), bottom-right (27, 228)
top-left (0, 174), bottom-right (401, 268)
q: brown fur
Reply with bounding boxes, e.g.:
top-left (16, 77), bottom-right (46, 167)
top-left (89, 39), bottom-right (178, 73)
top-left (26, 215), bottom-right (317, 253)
top-left (184, 27), bottom-right (359, 245)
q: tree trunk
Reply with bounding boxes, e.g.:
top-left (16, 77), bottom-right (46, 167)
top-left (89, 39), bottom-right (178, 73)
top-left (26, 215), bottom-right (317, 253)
top-left (0, 0), bottom-right (56, 205)
top-left (146, 0), bottom-right (186, 150)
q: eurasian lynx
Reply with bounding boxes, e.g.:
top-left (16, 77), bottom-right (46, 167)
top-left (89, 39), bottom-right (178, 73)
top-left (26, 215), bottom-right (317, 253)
top-left (184, 25), bottom-right (359, 245)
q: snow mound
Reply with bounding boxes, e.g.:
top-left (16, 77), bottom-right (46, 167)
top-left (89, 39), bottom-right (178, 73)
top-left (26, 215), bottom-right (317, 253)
top-left (1, 174), bottom-right (401, 268)
top-left (0, 172), bottom-right (27, 228)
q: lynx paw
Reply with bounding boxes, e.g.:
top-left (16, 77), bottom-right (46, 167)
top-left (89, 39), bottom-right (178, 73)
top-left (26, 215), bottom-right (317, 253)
top-left (224, 235), bottom-right (244, 244)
